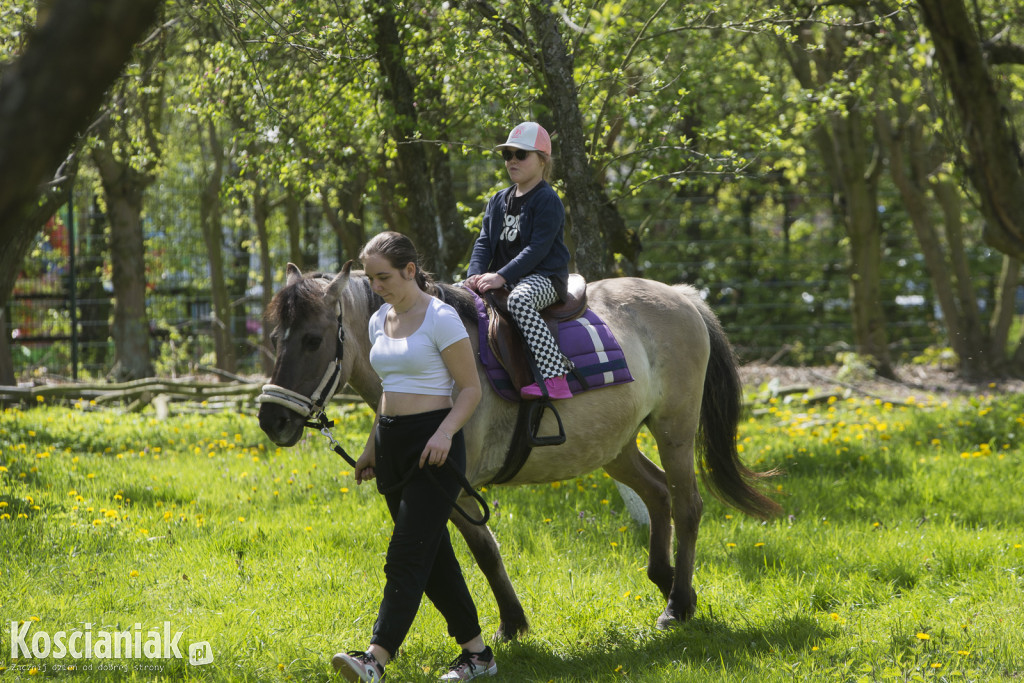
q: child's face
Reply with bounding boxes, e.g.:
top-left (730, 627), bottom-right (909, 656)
top-left (505, 150), bottom-right (545, 188)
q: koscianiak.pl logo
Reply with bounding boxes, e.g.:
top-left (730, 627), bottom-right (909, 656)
top-left (5, 620), bottom-right (214, 674)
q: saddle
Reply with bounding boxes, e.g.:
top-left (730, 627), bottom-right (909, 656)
top-left (484, 274), bottom-right (588, 392)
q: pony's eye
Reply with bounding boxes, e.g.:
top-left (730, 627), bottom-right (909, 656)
top-left (302, 334), bottom-right (323, 352)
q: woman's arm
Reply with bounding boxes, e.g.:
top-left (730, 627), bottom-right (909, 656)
top-left (354, 413), bottom-right (379, 484)
top-left (419, 337), bottom-right (482, 468)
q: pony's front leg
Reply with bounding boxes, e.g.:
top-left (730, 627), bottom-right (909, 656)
top-left (450, 500), bottom-right (528, 641)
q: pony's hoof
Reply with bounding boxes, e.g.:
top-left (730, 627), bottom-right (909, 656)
top-left (494, 618), bottom-right (529, 642)
top-left (655, 609), bottom-right (683, 631)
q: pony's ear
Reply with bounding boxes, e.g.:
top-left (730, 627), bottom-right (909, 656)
top-left (286, 263), bottom-right (303, 287)
top-left (326, 261), bottom-right (353, 303)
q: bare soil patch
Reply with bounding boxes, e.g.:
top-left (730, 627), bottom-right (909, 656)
top-left (738, 362), bottom-right (1024, 403)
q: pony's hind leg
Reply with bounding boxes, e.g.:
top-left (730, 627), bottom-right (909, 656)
top-left (646, 416), bottom-right (703, 628)
top-left (450, 500), bottom-right (528, 641)
top-left (603, 438), bottom-right (674, 601)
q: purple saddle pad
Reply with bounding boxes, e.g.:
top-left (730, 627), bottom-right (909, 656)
top-left (470, 290), bottom-right (634, 402)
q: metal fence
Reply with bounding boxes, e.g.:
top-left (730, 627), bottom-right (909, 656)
top-left (8, 193), bottom-right (1015, 382)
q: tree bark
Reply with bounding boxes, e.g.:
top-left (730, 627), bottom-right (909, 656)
top-left (0, 0), bottom-right (162, 321)
top-left (370, 1), bottom-right (441, 270)
top-left (254, 184), bottom-right (275, 376)
top-left (197, 120), bottom-right (236, 375)
top-left (78, 195), bottom-right (113, 371)
top-left (92, 126), bottom-right (155, 381)
top-left (528, 1), bottom-right (638, 279)
top-left (784, 26), bottom-right (893, 378)
top-left (322, 175), bottom-right (369, 267)
top-left (915, 0), bottom-right (1024, 260)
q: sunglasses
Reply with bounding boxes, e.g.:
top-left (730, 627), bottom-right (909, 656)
top-left (501, 149), bottom-right (532, 161)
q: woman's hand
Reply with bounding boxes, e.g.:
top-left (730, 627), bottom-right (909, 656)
top-left (420, 430), bottom-right (452, 469)
top-left (354, 449), bottom-right (376, 485)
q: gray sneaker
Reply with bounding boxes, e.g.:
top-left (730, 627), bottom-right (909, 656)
top-left (439, 646), bottom-right (497, 681)
top-left (332, 650), bottom-right (385, 682)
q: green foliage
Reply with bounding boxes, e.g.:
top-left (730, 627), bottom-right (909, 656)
top-left (2, 392), bottom-right (1023, 681)
top-left (6, 0), bottom-right (1024, 377)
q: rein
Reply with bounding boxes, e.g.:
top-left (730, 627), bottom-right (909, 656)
top-left (257, 296), bottom-right (490, 526)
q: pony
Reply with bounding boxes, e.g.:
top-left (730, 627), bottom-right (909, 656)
top-left (257, 262), bottom-right (780, 638)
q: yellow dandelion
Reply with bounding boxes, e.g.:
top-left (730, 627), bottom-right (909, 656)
top-left (916, 632), bottom-right (930, 640)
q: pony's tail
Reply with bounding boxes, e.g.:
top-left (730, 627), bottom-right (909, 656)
top-left (688, 291), bottom-right (782, 520)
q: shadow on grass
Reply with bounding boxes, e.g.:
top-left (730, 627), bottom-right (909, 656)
top-left (496, 614), bottom-right (827, 681)
top-left (118, 484), bottom-right (197, 508)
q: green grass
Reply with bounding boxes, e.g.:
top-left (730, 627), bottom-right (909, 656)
top-left (1, 390), bottom-right (1023, 681)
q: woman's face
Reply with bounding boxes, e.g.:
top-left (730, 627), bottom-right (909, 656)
top-left (363, 253), bottom-right (416, 303)
top-left (504, 149), bottom-right (545, 189)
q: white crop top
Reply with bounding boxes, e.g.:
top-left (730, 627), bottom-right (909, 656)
top-left (368, 297), bottom-right (470, 396)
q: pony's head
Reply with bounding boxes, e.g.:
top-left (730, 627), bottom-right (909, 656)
top-left (257, 262), bottom-right (351, 446)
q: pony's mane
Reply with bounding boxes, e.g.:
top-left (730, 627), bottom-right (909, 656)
top-left (265, 270), bottom-right (477, 330)
top-left (435, 283), bottom-right (478, 324)
top-left (264, 273), bottom-right (332, 329)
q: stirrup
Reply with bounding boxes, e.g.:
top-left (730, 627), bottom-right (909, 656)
top-left (528, 398), bottom-right (566, 447)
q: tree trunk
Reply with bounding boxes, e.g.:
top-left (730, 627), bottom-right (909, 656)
top-left (322, 174), bottom-right (369, 267)
top-left (785, 26), bottom-right (893, 378)
top-left (370, 1), bottom-right (441, 270)
top-left (197, 120), bottom-right (236, 375)
top-left (0, 0), bottom-right (161, 321)
top-left (989, 255), bottom-right (1022, 374)
top-left (0, 183), bottom-right (72, 384)
top-left (915, 0), bottom-right (1024, 260)
top-left (78, 195), bottom-right (113, 371)
top-left (285, 194), bottom-right (303, 269)
top-left (0, 308), bottom-right (13, 386)
top-left (254, 184), bottom-right (275, 376)
top-left (528, 1), bottom-right (638, 279)
top-left (428, 143), bottom-right (470, 280)
top-left (92, 137), bottom-right (154, 381)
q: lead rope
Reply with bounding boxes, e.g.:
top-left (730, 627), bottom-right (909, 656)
top-left (313, 415), bottom-right (490, 526)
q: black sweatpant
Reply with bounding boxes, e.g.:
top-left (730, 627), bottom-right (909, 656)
top-left (369, 408), bottom-right (481, 655)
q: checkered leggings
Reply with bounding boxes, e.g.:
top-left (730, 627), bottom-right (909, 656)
top-left (506, 274), bottom-right (566, 380)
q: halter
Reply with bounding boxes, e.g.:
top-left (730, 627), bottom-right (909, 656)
top-left (257, 303), bottom-right (352, 464)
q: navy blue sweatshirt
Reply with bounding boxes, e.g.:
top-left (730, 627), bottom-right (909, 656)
top-left (468, 180), bottom-right (571, 300)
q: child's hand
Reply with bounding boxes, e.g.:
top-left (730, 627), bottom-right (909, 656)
top-left (476, 273), bottom-right (506, 293)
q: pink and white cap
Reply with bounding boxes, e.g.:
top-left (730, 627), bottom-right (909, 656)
top-left (496, 122), bottom-right (551, 155)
